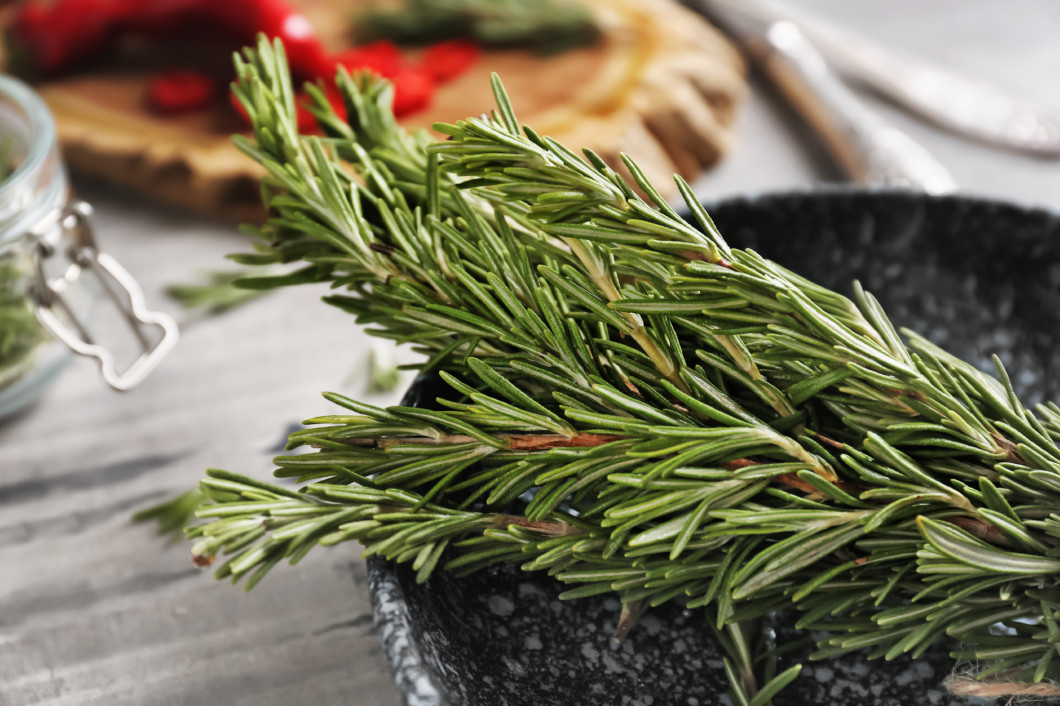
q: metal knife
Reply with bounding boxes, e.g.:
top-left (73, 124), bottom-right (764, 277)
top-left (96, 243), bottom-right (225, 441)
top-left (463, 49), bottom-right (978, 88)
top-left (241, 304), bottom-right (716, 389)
top-left (694, 0), bottom-right (956, 193)
top-left (701, 0), bottom-right (1060, 157)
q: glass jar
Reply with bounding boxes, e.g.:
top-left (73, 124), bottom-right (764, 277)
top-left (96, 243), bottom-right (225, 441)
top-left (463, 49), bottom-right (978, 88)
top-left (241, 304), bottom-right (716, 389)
top-left (0, 74), bottom-right (177, 418)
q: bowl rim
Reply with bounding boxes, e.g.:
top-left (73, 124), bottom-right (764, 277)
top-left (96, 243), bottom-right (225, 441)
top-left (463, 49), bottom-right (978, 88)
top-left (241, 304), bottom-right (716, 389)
top-left (694, 183), bottom-right (1060, 218)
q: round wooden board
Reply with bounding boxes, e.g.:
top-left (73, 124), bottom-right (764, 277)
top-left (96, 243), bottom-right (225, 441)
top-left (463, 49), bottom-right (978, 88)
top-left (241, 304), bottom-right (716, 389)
top-left (3, 0), bottom-right (745, 220)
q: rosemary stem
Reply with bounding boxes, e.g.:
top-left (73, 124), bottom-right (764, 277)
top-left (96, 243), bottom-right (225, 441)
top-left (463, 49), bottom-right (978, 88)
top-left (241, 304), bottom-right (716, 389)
top-left (565, 238), bottom-right (687, 393)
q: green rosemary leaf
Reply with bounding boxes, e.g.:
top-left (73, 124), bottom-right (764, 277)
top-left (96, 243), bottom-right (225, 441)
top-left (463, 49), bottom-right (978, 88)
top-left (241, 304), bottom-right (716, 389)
top-left (917, 516), bottom-right (1060, 574)
top-left (747, 664), bottom-right (802, 706)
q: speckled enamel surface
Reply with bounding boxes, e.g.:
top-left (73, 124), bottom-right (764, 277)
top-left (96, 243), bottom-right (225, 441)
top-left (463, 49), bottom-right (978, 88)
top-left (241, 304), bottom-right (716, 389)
top-left (369, 190), bottom-right (1060, 706)
top-left (372, 558), bottom-right (983, 705)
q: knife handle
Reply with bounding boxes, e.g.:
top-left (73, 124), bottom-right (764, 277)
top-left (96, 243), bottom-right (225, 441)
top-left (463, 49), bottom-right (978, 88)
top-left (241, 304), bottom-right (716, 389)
top-left (754, 22), bottom-right (956, 194)
top-left (768, 0), bottom-right (1060, 158)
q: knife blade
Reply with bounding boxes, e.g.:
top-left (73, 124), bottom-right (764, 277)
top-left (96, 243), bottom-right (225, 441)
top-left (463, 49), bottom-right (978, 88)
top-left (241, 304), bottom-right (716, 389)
top-left (698, 0), bottom-right (1060, 157)
top-left (694, 0), bottom-right (957, 193)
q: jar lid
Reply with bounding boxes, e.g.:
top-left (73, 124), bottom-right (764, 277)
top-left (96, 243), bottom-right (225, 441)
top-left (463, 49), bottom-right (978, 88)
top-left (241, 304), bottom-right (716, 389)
top-left (0, 76), bottom-right (178, 394)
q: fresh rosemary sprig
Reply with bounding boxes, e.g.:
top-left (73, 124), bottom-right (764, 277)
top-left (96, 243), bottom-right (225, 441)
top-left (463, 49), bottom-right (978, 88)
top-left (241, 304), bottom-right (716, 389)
top-left (166, 265), bottom-right (283, 315)
top-left (188, 36), bottom-right (1060, 702)
top-left (354, 0), bottom-right (600, 55)
top-left (133, 488), bottom-right (206, 544)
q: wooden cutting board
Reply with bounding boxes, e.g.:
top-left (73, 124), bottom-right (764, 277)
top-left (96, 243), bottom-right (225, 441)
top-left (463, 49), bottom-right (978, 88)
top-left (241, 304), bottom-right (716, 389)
top-left (2, 0), bottom-right (745, 220)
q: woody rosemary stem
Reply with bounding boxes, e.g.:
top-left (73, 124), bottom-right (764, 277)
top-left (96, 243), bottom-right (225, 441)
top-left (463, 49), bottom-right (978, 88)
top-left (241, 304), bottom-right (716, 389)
top-left (171, 35), bottom-right (1060, 705)
top-left (564, 237), bottom-right (685, 392)
top-left (322, 432), bottom-right (625, 450)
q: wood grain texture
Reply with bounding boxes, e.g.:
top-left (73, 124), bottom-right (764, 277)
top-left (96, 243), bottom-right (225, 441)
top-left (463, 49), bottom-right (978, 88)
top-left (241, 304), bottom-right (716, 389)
top-left (4, 0), bottom-right (744, 219)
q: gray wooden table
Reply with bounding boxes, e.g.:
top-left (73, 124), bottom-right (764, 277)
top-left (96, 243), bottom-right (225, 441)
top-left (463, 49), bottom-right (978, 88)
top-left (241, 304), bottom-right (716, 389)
top-left (2, 2), bottom-right (1059, 704)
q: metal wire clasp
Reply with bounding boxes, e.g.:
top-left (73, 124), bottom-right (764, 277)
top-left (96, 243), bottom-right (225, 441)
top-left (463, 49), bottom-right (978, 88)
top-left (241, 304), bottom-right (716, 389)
top-left (29, 201), bottom-right (178, 391)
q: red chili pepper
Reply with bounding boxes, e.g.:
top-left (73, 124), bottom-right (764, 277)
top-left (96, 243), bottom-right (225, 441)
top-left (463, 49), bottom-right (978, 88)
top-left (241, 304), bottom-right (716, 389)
top-left (9, 0), bottom-right (338, 81)
top-left (419, 40), bottom-right (479, 83)
top-left (390, 69), bottom-right (434, 118)
top-left (146, 70), bottom-right (215, 114)
top-left (334, 41), bottom-right (404, 79)
top-left (204, 1), bottom-right (335, 79)
top-left (9, 0), bottom-right (479, 123)
top-left (10, 0), bottom-right (116, 76)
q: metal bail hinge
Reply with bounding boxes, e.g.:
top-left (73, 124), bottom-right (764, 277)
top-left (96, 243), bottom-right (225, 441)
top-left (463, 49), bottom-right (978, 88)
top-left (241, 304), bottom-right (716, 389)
top-left (30, 201), bottom-right (179, 391)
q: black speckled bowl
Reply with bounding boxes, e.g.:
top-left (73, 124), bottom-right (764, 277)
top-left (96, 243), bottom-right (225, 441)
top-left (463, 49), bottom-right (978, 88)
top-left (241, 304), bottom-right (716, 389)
top-left (367, 190), bottom-right (1060, 706)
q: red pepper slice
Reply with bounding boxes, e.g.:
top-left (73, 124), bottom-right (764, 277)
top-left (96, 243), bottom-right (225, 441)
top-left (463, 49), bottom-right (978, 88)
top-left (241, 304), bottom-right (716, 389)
top-left (390, 69), bottom-right (434, 118)
top-left (8, 0), bottom-right (338, 81)
top-left (419, 40), bottom-right (479, 83)
top-left (241, 4), bottom-right (336, 80)
top-left (10, 1), bottom-right (461, 123)
top-left (334, 41), bottom-right (404, 79)
top-left (146, 70), bottom-right (216, 114)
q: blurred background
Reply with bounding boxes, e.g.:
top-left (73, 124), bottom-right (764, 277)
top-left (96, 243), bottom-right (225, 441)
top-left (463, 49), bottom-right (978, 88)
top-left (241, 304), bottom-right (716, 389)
top-left (696, 0), bottom-right (1060, 207)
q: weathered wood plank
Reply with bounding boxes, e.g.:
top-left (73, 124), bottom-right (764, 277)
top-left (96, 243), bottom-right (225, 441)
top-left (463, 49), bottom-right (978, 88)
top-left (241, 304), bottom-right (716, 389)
top-left (0, 185), bottom-right (404, 706)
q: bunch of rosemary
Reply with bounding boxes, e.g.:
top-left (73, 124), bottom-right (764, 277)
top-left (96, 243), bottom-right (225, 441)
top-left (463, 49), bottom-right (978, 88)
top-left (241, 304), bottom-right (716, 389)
top-left (0, 144), bottom-right (48, 394)
top-left (186, 37), bottom-right (1060, 703)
